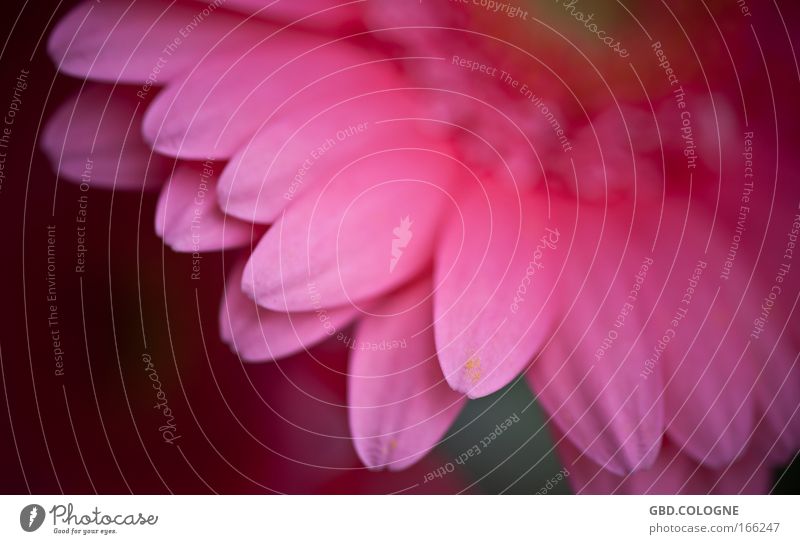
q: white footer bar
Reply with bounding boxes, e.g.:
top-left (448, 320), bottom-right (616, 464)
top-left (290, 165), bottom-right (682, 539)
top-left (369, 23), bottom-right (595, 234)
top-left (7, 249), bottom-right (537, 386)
top-left (1, 495), bottom-right (798, 543)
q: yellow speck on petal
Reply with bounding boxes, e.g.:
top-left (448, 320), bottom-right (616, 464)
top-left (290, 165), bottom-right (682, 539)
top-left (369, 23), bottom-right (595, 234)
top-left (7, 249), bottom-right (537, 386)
top-left (464, 355), bottom-right (482, 384)
top-left (382, 438), bottom-right (398, 456)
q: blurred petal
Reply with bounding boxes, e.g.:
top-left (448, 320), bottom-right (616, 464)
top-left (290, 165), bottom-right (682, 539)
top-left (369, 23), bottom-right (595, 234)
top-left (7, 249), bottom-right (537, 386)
top-left (557, 431), bottom-right (770, 494)
top-left (206, 0), bottom-right (361, 27)
top-left (217, 90), bottom-right (423, 224)
top-left (42, 84), bottom-right (170, 190)
top-left (654, 201), bottom-right (757, 467)
top-left (155, 162), bottom-right (255, 252)
top-left (243, 146), bottom-right (456, 311)
top-left (48, 0), bottom-right (264, 84)
top-left (754, 335), bottom-right (800, 463)
top-left (221, 260), bottom-right (358, 361)
top-left (528, 201), bottom-right (664, 474)
top-left (434, 184), bottom-right (562, 398)
top-left (143, 38), bottom-right (401, 159)
top-left (349, 279), bottom-right (465, 470)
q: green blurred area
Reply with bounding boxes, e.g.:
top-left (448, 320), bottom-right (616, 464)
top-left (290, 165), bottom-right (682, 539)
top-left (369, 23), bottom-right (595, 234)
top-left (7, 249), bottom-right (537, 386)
top-left (437, 379), bottom-right (571, 494)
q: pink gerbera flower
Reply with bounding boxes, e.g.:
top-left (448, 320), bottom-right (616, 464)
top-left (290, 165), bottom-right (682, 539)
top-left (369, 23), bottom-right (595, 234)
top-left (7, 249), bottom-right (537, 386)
top-left (43, 0), bottom-right (799, 492)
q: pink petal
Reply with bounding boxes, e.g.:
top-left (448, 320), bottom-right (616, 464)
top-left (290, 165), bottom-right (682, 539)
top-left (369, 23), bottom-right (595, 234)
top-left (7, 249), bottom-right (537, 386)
top-left (754, 335), bottom-right (800, 463)
top-left (744, 216), bottom-right (800, 464)
top-left (155, 162), bottom-right (255, 252)
top-left (220, 260), bottom-right (358, 362)
top-left (552, 105), bottom-right (662, 201)
top-left (242, 146), bottom-right (455, 311)
top-left (143, 36), bottom-right (402, 159)
top-left (434, 185), bottom-right (564, 398)
top-left (201, 0), bottom-right (361, 27)
top-left (557, 432), bottom-right (770, 494)
top-left (348, 278), bottom-right (465, 470)
top-left (653, 201), bottom-right (757, 467)
top-left (48, 0), bottom-right (264, 84)
top-left (41, 84), bottom-right (170, 190)
top-left (527, 201), bottom-right (664, 474)
top-left (217, 90), bottom-right (424, 224)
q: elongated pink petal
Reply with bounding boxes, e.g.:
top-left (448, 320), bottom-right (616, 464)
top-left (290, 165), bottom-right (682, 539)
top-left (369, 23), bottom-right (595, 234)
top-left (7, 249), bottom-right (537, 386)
top-left (243, 146), bottom-right (456, 311)
top-left (48, 0), bottom-right (265, 84)
top-left (434, 184), bottom-right (564, 398)
top-left (41, 84), bottom-right (170, 190)
top-left (220, 260), bottom-right (358, 362)
top-left (527, 200), bottom-right (664, 474)
top-left (217, 90), bottom-right (424, 224)
top-left (348, 279), bottom-right (465, 470)
top-left (662, 296), bottom-right (756, 470)
top-left (556, 431), bottom-right (770, 494)
top-left (745, 214), bottom-right (800, 464)
top-left (754, 333), bottom-right (800, 463)
top-left (653, 201), bottom-right (757, 467)
top-left (143, 37), bottom-right (402, 159)
top-left (155, 162), bottom-right (255, 252)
